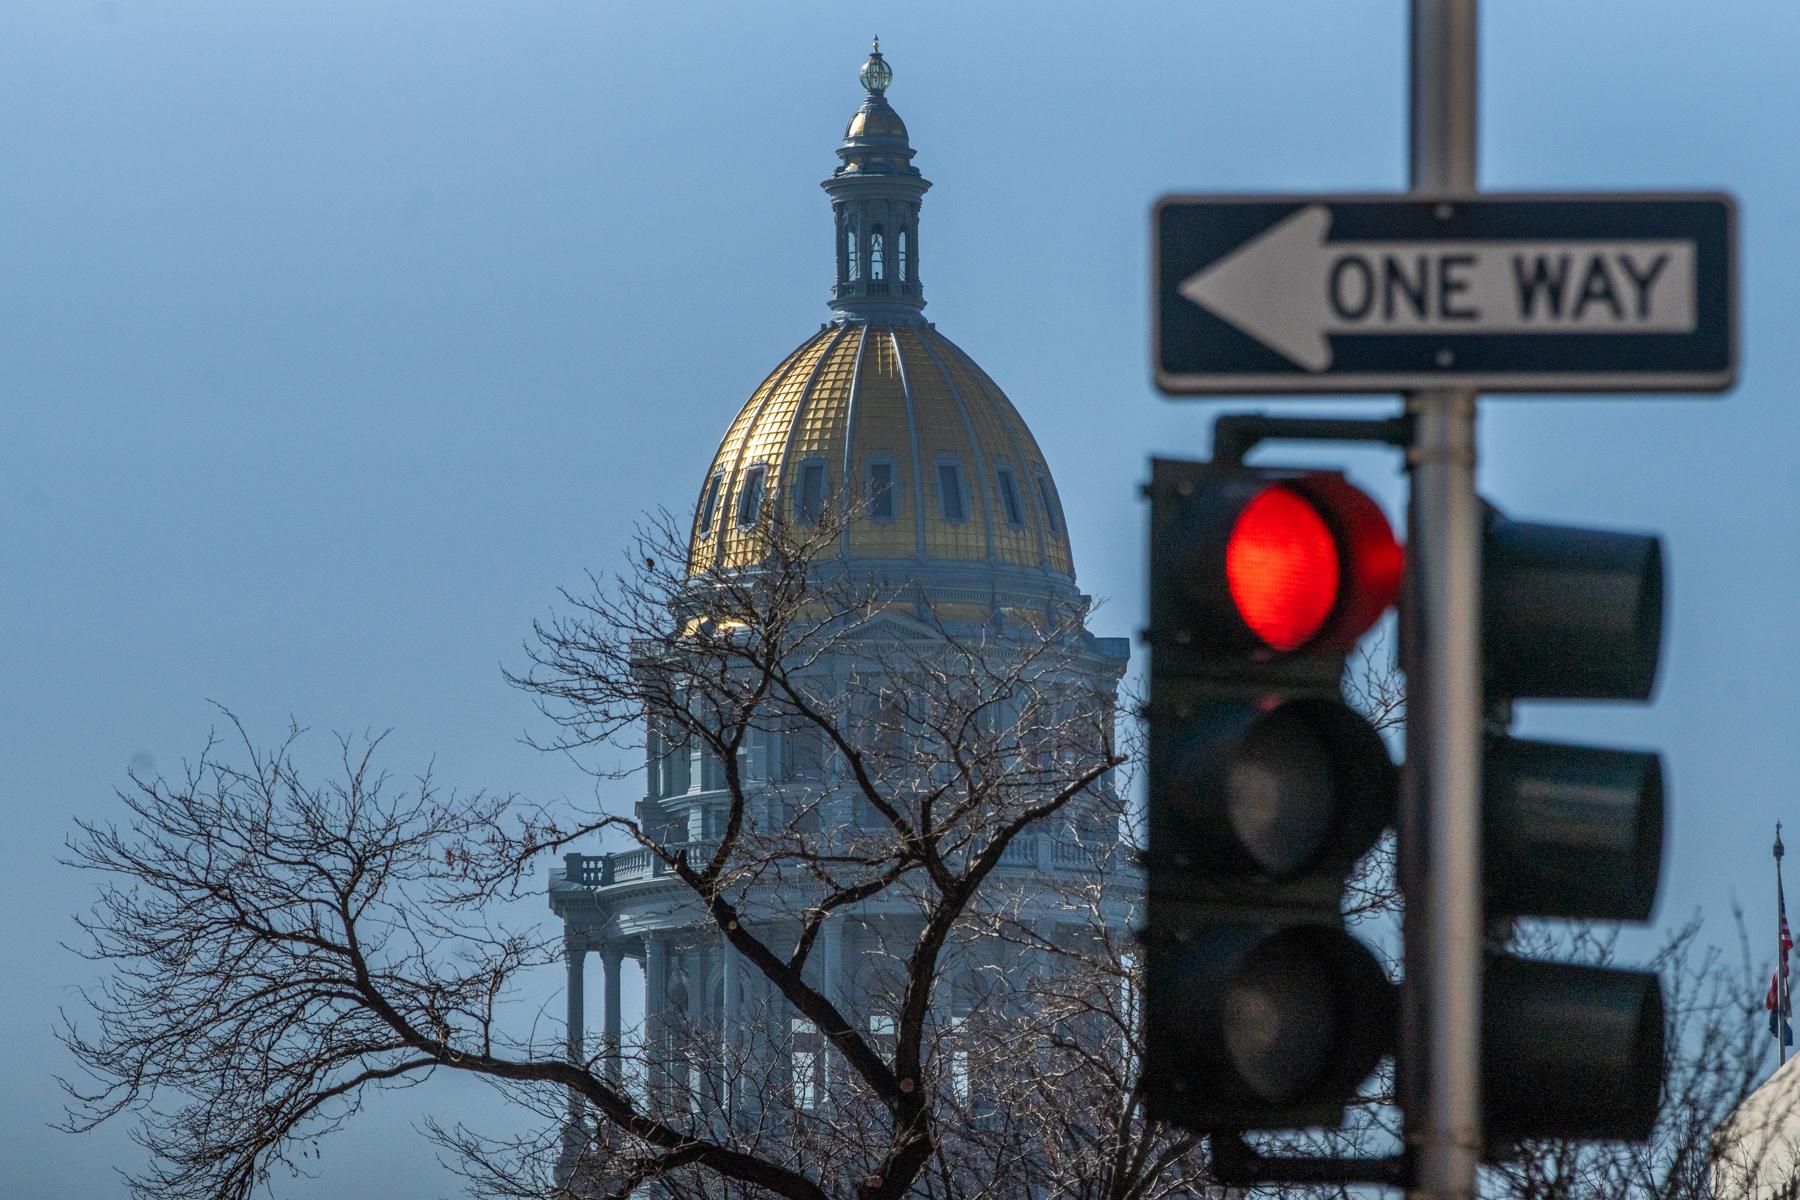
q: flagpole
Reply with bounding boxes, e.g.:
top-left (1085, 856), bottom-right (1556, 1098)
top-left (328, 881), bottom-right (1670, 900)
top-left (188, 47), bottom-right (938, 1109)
top-left (1779, 823), bottom-right (1788, 1068)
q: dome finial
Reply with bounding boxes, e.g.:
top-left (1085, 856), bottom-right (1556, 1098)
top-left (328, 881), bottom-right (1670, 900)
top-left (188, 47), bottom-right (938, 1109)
top-left (859, 38), bottom-right (892, 93)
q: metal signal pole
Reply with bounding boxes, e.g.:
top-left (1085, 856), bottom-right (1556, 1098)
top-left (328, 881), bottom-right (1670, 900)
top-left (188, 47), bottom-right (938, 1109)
top-left (1778, 824), bottom-right (1788, 1068)
top-left (1406, 2), bottom-right (1483, 1198)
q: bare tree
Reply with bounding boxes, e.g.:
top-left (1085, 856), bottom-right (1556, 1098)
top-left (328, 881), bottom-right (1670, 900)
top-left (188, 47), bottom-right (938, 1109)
top-left (61, 504), bottom-right (1210, 1200)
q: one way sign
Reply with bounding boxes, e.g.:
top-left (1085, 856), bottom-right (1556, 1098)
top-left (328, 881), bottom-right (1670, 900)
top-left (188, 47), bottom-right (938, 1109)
top-left (1154, 193), bottom-right (1735, 395)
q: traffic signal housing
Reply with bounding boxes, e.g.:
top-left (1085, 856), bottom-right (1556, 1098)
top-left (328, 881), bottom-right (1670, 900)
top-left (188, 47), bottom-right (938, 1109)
top-left (1140, 447), bottom-right (1670, 1151)
top-left (1473, 510), bottom-right (1669, 1145)
top-left (1143, 457), bottom-right (1403, 1132)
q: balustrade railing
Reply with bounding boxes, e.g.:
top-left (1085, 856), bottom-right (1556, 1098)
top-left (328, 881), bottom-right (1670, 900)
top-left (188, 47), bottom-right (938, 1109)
top-left (564, 833), bottom-right (1116, 888)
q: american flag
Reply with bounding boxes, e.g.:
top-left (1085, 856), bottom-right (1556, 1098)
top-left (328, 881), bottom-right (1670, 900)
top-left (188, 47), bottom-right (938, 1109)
top-left (1768, 871), bottom-right (1793, 1047)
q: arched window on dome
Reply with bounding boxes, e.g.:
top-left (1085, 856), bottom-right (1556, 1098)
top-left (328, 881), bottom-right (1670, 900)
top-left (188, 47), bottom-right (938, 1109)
top-left (870, 225), bottom-right (885, 282)
top-left (736, 465), bottom-right (767, 527)
top-left (1035, 472), bottom-right (1064, 536)
top-left (697, 471), bottom-right (724, 537)
top-left (796, 459), bottom-right (828, 526)
top-left (897, 228), bottom-right (909, 282)
top-left (936, 459), bottom-right (968, 524)
top-left (865, 454), bottom-right (898, 522)
top-left (845, 219), bottom-right (859, 282)
top-left (995, 463), bottom-right (1025, 527)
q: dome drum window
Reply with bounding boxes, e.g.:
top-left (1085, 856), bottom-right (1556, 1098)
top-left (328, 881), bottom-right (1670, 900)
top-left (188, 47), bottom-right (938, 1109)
top-left (737, 465), bottom-right (767, 527)
top-left (995, 463), bottom-right (1025, 527)
top-left (866, 456), bottom-right (899, 522)
top-left (698, 471), bottom-right (725, 536)
top-left (1036, 472), bottom-right (1063, 536)
top-left (796, 459), bottom-right (829, 526)
top-left (936, 460), bottom-right (968, 524)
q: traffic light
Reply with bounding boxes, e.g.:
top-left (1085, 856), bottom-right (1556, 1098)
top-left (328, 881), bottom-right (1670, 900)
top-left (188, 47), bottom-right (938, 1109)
top-left (1475, 510), bottom-right (1667, 1144)
top-left (1142, 457), bottom-right (1403, 1131)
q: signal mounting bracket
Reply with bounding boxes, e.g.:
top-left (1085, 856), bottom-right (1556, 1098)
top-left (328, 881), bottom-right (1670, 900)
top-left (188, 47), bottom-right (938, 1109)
top-left (1210, 411), bottom-right (1415, 465)
top-left (1209, 1131), bottom-right (1413, 1189)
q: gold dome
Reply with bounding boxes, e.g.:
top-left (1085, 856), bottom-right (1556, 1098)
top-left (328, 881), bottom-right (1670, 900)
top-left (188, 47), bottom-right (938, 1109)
top-left (689, 322), bottom-right (1074, 584)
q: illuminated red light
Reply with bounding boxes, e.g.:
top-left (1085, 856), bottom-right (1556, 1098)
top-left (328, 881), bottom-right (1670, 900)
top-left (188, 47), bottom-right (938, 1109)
top-left (1226, 487), bottom-right (1341, 651)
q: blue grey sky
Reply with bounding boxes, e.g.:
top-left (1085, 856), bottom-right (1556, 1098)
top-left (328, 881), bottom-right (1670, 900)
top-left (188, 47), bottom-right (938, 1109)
top-left (5, 2), bottom-right (1795, 1195)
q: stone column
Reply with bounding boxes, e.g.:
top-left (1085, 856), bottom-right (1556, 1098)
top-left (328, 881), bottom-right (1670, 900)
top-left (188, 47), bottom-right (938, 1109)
top-left (645, 728), bottom-right (662, 800)
top-left (601, 942), bottom-right (624, 1087)
top-left (757, 956), bottom-right (781, 1121)
top-left (880, 200), bottom-right (893, 282)
top-left (819, 915), bottom-right (843, 1107)
top-left (910, 210), bottom-right (921, 286)
top-left (565, 934), bottom-right (587, 1121)
top-left (820, 915), bottom-right (843, 1012)
top-left (720, 931), bottom-right (740, 1120)
top-left (644, 932), bottom-right (670, 1104)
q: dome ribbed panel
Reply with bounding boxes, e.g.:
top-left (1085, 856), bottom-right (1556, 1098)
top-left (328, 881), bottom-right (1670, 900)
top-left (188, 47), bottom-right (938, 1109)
top-left (718, 328), bottom-right (848, 567)
top-left (779, 325), bottom-right (861, 521)
top-left (938, 337), bottom-right (1075, 576)
top-left (703, 332), bottom-right (817, 498)
top-left (727, 331), bottom-right (853, 564)
top-left (922, 330), bottom-right (1040, 570)
top-left (896, 328), bottom-right (986, 563)
top-left (688, 331), bottom-right (817, 568)
top-left (691, 329), bottom-right (836, 573)
top-left (845, 328), bottom-right (919, 560)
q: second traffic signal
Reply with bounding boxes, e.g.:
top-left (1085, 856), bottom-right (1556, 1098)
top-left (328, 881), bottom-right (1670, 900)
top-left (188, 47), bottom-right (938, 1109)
top-left (1474, 509), bottom-right (1669, 1144)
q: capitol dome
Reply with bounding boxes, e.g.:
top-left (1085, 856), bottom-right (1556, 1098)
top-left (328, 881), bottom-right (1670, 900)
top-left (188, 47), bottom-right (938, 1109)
top-left (686, 42), bottom-right (1076, 598)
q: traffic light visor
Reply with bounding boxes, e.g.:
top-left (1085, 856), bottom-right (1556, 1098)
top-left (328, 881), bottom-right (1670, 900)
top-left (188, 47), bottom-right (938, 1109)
top-left (1484, 957), bottom-right (1665, 1142)
top-left (1485, 738), bottom-right (1664, 921)
top-left (1483, 516), bottom-right (1664, 700)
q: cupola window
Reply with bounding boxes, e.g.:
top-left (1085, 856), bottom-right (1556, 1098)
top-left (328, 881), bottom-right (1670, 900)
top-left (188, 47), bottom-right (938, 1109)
top-left (866, 458), bottom-right (897, 521)
top-left (698, 471), bottom-right (724, 536)
top-left (736, 465), bottom-right (766, 526)
top-left (1035, 473), bottom-right (1062, 535)
top-left (870, 226), bottom-right (885, 281)
top-left (995, 464), bottom-right (1025, 526)
top-left (937, 461), bottom-right (967, 524)
top-left (796, 459), bottom-right (828, 525)
top-left (897, 228), bottom-right (909, 282)
top-left (846, 220), bottom-right (859, 282)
